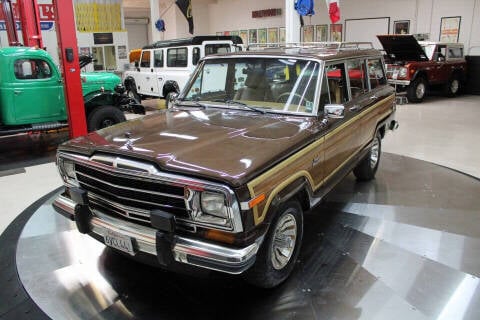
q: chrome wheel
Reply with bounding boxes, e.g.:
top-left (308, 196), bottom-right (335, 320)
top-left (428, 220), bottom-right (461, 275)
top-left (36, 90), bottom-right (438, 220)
top-left (370, 137), bottom-right (380, 169)
top-left (416, 82), bottom-right (426, 99)
top-left (450, 79), bottom-right (459, 94)
top-left (271, 213), bottom-right (297, 270)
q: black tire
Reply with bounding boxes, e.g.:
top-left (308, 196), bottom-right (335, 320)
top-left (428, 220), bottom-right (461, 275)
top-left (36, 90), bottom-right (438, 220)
top-left (87, 106), bottom-right (126, 132)
top-left (353, 132), bottom-right (382, 181)
top-left (244, 201), bottom-right (303, 288)
top-left (126, 81), bottom-right (141, 103)
top-left (444, 73), bottom-right (461, 97)
top-left (406, 77), bottom-right (427, 103)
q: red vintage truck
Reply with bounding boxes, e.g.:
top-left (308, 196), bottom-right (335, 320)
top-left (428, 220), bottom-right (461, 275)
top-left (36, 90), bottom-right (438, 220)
top-left (378, 35), bottom-right (467, 102)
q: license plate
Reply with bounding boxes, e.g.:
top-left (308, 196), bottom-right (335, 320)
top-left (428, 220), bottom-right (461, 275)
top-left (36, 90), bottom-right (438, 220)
top-left (104, 230), bottom-right (135, 255)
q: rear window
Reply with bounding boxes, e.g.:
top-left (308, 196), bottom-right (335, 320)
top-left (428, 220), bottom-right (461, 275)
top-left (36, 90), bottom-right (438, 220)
top-left (367, 58), bottom-right (387, 89)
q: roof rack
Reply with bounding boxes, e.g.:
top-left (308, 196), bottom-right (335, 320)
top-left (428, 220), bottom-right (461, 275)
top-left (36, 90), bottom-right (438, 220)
top-left (247, 41), bottom-right (374, 52)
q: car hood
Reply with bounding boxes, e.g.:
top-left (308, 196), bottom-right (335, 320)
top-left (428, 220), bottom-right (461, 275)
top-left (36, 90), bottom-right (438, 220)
top-left (60, 108), bottom-right (320, 187)
top-left (377, 35), bottom-right (429, 62)
top-left (81, 72), bottom-right (121, 86)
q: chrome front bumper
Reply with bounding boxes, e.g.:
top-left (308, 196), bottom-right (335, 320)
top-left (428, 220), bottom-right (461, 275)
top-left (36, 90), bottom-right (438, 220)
top-left (387, 79), bottom-right (411, 86)
top-left (53, 193), bottom-right (259, 274)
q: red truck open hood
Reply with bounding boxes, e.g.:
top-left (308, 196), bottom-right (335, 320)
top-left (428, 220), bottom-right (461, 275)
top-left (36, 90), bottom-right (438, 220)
top-left (377, 35), bottom-right (429, 62)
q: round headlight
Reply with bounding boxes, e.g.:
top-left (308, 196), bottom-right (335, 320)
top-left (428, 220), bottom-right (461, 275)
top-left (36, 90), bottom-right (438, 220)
top-left (398, 67), bottom-right (408, 78)
top-left (201, 191), bottom-right (227, 218)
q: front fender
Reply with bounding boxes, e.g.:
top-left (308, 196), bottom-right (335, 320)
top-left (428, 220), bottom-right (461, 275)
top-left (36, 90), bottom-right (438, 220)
top-left (84, 90), bottom-right (115, 107)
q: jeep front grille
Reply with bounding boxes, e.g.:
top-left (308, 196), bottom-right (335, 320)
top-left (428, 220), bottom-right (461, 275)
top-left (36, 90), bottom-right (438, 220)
top-left (74, 162), bottom-right (189, 225)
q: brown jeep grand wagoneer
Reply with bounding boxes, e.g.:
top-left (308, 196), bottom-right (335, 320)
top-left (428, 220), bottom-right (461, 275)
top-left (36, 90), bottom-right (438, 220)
top-left (53, 43), bottom-right (398, 288)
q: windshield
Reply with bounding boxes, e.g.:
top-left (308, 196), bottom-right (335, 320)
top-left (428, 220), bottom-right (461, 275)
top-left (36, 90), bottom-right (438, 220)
top-left (421, 44), bottom-right (436, 60)
top-left (181, 57), bottom-right (321, 115)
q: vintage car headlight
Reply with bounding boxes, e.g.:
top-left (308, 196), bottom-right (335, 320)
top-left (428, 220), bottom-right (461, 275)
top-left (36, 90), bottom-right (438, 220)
top-left (186, 188), bottom-right (242, 232)
top-left (57, 157), bottom-right (78, 185)
top-left (201, 191), bottom-right (228, 218)
top-left (398, 67), bottom-right (408, 78)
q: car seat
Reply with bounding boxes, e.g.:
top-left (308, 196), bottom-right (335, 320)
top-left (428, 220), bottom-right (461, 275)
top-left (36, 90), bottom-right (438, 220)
top-left (234, 70), bottom-right (273, 102)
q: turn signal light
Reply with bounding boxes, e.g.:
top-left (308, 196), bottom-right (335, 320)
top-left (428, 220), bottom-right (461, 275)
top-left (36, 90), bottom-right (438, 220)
top-left (248, 193), bottom-right (266, 208)
top-left (205, 229), bottom-right (236, 244)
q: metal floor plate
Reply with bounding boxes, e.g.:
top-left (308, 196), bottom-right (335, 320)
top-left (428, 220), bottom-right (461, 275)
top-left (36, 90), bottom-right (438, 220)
top-left (14, 153), bottom-right (480, 320)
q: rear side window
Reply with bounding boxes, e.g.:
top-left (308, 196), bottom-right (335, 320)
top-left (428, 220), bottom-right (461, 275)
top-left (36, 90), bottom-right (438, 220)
top-left (367, 58), bottom-right (386, 89)
top-left (140, 51), bottom-right (151, 68)
top-left (14, 59), bottom-right (52, 80)
top-left (192, 47), bottom-right (200, 65)
top-left (346, 59), bottom-right (367, 98)
top-left (154, 49), bottom-right (163, 67)
top-left (447, 47), bottom-right (463, 59)
top-left (167, 47), bottom-right (188, 67)
top-left (326, 63), bottom-right (348, 104)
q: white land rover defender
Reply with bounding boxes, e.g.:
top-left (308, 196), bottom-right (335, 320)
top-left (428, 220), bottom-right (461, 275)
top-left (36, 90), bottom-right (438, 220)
top-left (123, 36), bottom-right (244, 102)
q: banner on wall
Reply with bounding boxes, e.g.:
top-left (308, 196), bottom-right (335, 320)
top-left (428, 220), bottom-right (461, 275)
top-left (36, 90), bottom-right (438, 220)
top-left (0, 3), bottom-right (55, 31)
top-left (176, 0), bottom-right (194, 34)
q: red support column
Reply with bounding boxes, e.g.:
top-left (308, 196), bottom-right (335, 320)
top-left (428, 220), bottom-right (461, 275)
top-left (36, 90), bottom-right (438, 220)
top-left (0, 0), bottom-right (21, 46)
top-left (17, 0), bottom-right (43, 48)
top-left (52, 0), bottom-right (87, 138)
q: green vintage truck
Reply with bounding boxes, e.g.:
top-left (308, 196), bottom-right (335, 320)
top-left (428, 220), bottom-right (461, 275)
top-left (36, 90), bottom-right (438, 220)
top-left (0, 47), bottom-right (143, 136)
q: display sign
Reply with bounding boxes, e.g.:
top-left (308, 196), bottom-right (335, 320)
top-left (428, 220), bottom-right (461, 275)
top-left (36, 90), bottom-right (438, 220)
top-left (94, 33), bottom-right (114, 45)
top-left (252, 8), bottom-right (282, 18)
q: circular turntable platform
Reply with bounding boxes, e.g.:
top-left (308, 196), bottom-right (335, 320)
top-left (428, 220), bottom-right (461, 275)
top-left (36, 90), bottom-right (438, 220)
top-left (2, 153), bottom-right (480, 319)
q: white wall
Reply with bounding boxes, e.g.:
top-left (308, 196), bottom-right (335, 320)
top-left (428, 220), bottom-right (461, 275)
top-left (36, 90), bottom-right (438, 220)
top-left (154, 0), bottom-right (480, 53)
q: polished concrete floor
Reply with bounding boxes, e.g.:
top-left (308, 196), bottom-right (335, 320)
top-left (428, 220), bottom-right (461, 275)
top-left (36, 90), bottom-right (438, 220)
top-left (1, 94), bottom-right (480, 319)
top-left (14, 154), bottom-right (480, 319)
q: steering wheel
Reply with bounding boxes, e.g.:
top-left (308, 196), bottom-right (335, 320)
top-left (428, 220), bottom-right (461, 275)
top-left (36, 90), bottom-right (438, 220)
top-left (276, 93), bottom-right (313, 112)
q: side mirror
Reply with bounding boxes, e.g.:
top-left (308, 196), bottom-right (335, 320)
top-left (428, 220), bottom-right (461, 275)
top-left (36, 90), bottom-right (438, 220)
top-left (167, 92), bottom-right (179, 109)
top-left (324, 104), bottom-right (345, 119)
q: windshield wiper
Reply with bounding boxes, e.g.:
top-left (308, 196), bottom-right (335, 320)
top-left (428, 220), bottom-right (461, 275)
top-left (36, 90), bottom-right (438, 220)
top-left (212, 99), bottom-right (266, 114)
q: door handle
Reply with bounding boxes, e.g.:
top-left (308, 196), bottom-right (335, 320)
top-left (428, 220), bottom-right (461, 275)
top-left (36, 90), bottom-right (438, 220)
top-left (14, 90), bottom-right (22, 95)
top-left (146, 76), bottom-right (150, 80)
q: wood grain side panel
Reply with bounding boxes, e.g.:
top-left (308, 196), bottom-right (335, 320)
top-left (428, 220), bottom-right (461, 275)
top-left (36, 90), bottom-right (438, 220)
top-left (247, 94), bottom-right (395, 226)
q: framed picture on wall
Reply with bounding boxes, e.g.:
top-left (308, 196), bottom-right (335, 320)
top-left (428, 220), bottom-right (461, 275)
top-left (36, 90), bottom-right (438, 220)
top-left (223, 31), bottom-right (230, 36)
top-left (117, 45), bottom-right (127, 59)
top-left (303, 25), bottom-right (314, 42)
top-left (230, 30), bottom-right (239, 36)
top-left (330, 24), bottom-right (342, 42)
top-left (239, 30), bottom-right (248, 45)
top-left (279, 27), bottom-right (286, 43)
top-left (216, 32), bottom-right (223, 36)
top-left (315, 24), bottom-right (328, 41)
top-left (258, 28), bottom-right (267, 44)
top-left (440, 16), bottom-right (461, 42)
top-left (268, 27), bottom-right (279, 43)
top-left (249, 29), bottom-right (258, 44)
top-left (393, 20), bottom-right (410, 34)
top-left (79, 47), bottom-right (91, 56)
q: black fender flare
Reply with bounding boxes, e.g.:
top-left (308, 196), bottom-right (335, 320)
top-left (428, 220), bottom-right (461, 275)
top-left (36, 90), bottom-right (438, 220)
top-left (124, 76), bottom-right (137, 90)
top-left (162, 81), bottom-right (179, 97)
top-left (83, 90), bottom-right (120, 115)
